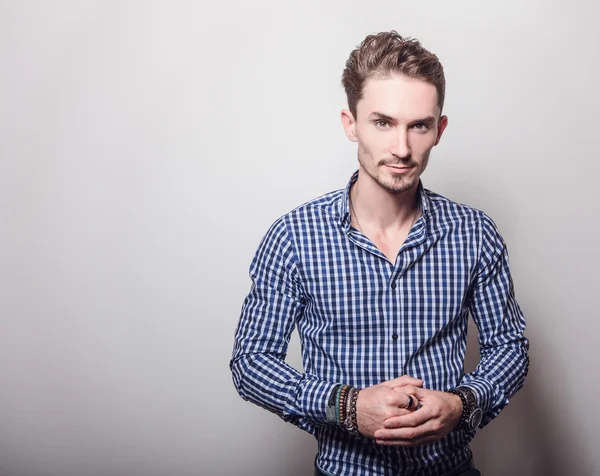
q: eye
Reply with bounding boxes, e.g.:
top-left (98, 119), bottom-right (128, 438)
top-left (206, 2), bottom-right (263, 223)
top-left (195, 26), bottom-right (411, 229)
top-left (374, 120), bottom-right (390, 129)
top-left (411, 123), bottom-right (430, 132)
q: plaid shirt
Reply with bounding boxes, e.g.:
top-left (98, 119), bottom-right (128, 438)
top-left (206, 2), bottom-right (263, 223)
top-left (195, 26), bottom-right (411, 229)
top-left (231, 171), bottom-right (529, 476)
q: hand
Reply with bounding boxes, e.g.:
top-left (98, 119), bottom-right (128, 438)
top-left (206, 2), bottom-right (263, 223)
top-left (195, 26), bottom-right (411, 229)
top-left (373, 386), bottom-right (463, 446)
top-left (355, 376), bottom-right (423, 439)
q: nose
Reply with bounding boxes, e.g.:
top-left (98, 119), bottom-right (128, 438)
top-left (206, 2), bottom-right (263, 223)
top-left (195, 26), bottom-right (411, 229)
top-left (390, 129), bottom-right (411, 159)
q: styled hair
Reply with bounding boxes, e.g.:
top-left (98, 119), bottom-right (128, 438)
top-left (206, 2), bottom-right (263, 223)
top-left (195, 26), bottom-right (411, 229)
top-left (342, 31), bottom-right (446, 118)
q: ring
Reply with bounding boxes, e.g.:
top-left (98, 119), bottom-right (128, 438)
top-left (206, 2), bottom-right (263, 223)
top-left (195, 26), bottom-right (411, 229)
top-left (406, 395), bottom-right (414, 409)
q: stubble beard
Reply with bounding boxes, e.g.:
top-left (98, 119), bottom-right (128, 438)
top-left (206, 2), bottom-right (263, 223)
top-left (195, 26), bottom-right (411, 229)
top-left (358, 148), bottom-right (426, 194)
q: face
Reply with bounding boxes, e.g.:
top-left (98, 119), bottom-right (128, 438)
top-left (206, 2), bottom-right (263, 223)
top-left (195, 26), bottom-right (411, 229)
top-left (341, 74), bottom-right (448, 194)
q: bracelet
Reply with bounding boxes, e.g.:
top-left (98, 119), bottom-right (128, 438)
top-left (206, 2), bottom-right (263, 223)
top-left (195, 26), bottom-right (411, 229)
top-left (338, 385), bottom-right (350, 423)
top-left (446, 388), bottom-right (468, 429)
top-left (335, 385), bottom-right (344, 425)
top-left (344, 387), bottom-right (354, 426)
top-left (344, 387), bottom-right (360, 436)
top-left (327, 384), bottom-right (342, 424)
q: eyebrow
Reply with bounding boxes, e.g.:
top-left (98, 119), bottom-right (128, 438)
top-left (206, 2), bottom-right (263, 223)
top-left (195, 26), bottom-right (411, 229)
top-left (369, 112), bottom-right (396, 123)
top-left (369, 112), bottom-right (437, 127)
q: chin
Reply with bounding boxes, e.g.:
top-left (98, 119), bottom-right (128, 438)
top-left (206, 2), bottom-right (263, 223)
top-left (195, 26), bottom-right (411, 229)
top-left (377, 176), bottom-right (416, 194)
top-left (377, 176), bottom-right (418, 193)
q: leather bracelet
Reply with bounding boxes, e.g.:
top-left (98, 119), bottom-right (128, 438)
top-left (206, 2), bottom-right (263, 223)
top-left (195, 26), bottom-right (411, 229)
top-left (326, 384), bottom-right (342, 424)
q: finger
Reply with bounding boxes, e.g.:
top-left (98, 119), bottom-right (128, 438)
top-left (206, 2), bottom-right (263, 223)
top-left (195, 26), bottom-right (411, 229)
top-left (382, 405), bottom-right (433, 429)
top-left (376, 435), bottom-right (437, 447)
top-left (392, 385), bottom-right (430, 399)
top-left (381, 375), bottom-right (423, 389)
top-left (391, 384), bottom-right (421, 395)
top-left (387, 387), bottom-right (418, 410)
top-left (392, 385), bottom-right (421, 410)
top-left (382, 386), bottom-right (418, 408)
top-left (375, 420), bottom-right (439, 442)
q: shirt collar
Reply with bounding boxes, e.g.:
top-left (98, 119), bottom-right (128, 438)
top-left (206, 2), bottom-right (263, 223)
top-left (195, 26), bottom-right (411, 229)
top-left (339, 170), bottom-right (431, 230)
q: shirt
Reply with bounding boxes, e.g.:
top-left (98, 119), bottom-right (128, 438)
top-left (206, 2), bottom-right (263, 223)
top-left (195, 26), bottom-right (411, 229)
top-left (230, 171), bottom-right (529, 476)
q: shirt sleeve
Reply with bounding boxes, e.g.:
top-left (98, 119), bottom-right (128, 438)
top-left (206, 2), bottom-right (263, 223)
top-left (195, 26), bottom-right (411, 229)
top-left (229, 217), bottom-right (337, 435)
top-left (460, 212), bottom-right (530, 428)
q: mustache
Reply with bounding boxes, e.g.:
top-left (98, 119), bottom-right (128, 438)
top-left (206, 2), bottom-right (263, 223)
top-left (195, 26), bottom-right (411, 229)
top-left (379, 158), bottom-right (415, 167)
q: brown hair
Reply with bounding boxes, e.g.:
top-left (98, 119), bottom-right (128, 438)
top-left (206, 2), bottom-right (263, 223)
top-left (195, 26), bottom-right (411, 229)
top-left (342, 31), bottom-right (446, 118)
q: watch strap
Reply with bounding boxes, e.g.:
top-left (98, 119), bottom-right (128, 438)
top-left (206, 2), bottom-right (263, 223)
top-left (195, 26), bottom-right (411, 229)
top-left (448, 386), bottom-right (482, 431)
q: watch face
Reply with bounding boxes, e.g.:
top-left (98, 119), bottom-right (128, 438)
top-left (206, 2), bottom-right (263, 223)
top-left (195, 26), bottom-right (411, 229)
top-left (469, 408), bottom-right (483, 429)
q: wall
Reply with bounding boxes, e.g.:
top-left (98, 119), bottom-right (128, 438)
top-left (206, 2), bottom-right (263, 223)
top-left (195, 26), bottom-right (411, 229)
top-left (1, 1), bottom-right (598, 475)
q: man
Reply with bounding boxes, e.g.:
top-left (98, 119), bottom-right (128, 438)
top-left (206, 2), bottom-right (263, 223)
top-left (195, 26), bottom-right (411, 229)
top-left (230, 31), bottom-right (529, 476)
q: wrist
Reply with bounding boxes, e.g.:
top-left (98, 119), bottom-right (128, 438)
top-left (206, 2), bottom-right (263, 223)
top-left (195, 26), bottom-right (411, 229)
top-left (326, 384), bottom-right (360, 435)
top-left (446, 387), bottom-right (483, 431)
top-left (448, 393), bottom-right (463, 428)
top-left (344, 387), bottom-right (360, 436)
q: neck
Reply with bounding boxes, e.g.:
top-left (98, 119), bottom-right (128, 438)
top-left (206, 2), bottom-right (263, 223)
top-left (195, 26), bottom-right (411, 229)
top-left (351, 169), bottom-right (420, 233)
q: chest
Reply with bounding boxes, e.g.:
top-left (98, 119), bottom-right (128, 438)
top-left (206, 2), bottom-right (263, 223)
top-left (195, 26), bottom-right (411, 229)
top-left (296, 227), bottom-right (478, 330)
top-left (368, 231), bottom-right (409, 264)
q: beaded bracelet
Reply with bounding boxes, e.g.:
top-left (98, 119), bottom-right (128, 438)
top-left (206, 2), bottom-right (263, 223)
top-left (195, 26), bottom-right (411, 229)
top-left (338, 385), bottom-right (350, 423)
top-left (335, 385), bottom-right (344, 425)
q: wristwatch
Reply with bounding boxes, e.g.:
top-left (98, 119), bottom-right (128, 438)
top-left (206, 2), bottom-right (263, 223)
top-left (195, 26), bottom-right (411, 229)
top-left (447, 387), bottom-right (483, 431)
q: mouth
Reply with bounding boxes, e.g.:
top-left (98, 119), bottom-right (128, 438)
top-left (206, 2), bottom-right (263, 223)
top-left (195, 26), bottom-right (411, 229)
top-left (383, 163), bottom-right (414, 174)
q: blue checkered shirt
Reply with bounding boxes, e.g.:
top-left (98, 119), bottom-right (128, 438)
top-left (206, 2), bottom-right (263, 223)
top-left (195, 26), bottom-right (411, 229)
top-left (231, 171), bottom-right (529, 476)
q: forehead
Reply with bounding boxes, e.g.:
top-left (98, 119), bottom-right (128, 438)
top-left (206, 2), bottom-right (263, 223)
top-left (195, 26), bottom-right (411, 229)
top-left (357, 74), bottom-right (440, 120)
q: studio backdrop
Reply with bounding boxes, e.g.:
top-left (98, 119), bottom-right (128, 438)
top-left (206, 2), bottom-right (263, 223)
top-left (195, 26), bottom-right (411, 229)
top-left (1, 1), bottom-right (599, 475)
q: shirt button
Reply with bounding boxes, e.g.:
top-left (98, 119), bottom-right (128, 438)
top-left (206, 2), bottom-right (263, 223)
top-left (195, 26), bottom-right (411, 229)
top-left (392, 333), bottom-right (398, 341)
top-left (391, 282), bottom-right (396, 289)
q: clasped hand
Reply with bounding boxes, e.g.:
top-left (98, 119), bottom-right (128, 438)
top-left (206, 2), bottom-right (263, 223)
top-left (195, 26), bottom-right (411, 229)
top-left (355, 375), bottom-right (462, 447)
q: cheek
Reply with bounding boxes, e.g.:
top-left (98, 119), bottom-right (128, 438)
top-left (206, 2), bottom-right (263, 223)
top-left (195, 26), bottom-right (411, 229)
top-left (411, 134), bottom-right (437, 154)
top-left (358, 131), bottom-right (382, 154)
top-left (367, 131), bottom-right (394, 153)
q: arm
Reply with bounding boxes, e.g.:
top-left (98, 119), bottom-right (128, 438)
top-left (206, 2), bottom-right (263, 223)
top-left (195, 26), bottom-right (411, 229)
top-left (374, 212), bottom-right (529, 445)
top-left (458, 212), bottom-right (530, 427)
top-left (229, 218), bottom-right (335, 435)
top-left (230, 218), bottom-right (425, 436)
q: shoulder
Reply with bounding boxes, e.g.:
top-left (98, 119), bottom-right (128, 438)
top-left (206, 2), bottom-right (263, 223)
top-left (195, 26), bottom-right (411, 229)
top-left (424, 188), bottom-right (505, 243)
top-left (425, 188), bottom-right (503, 227)
top-left (257, 188), bottom-right (344, 249)
top-left (425, 188), bottom-right (485, 223)
top-left (285, 189), bottom-right (344, 221)
top-left (271, 188), bottom-right (345, 232)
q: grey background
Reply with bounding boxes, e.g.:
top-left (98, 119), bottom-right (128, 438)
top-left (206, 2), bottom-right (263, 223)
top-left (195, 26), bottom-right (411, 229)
top-left (1, 1), bottom-right (599, 475)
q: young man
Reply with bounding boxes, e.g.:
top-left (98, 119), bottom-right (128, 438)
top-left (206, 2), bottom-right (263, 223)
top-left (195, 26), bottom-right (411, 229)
top-left (230, 31), bottom-right (529, 476)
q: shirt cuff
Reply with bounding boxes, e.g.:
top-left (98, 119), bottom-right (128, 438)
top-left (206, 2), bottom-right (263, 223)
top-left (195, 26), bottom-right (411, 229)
top-left (457, 376), bottom-right (496, 419)
top-left (285, 377), bottom-right (340, 425)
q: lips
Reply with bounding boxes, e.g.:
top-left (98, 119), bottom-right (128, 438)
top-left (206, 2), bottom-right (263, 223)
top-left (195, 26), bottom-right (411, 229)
top-left (384, 164), bottom-right (413, 173)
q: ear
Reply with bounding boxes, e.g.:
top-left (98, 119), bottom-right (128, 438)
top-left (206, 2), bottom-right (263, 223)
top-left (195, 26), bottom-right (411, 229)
top-left (434, 115), bottom-right (448, 146)
top-left (341, 109), bottom-right (358, 142)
